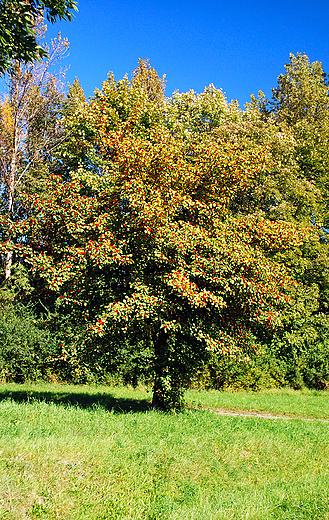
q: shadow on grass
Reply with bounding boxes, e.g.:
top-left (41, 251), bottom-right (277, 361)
top-left (0, 387), bottom-right (152, 413)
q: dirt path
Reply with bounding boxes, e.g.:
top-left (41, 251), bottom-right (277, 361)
top-left (191, 406), bottom-right (329, 422)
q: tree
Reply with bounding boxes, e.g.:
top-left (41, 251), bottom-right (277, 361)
top-left (131, 58), bottom-right (166, 108)
top-left (268, 53), bottom-right (329, 225)
top-left (0, 26), bottom-right (69, 284)
top-left (223, 75), bottom-right (329, 389)
top-left (0, 0), bottom-right (77, 74)
top-left (165, 84), bottom-right (228, 137)
top-left (15, 68), bottom-right (304, 409)
top-left (271, 53), bottom-right (329, 126)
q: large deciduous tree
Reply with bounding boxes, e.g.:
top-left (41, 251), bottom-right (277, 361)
top-left (17, 67), bottom-right (304, 409)
top-left (268, 53), bottom-right (329, 226)
top-left (227, 66), bottom-right (329, 388)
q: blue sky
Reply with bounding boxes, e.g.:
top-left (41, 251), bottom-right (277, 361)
top-left (46, 0), bottom-right (329, 106)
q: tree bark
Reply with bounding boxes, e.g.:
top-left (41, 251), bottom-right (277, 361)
top-left (4, 84), bottom-right (18, 283)
top-left (152, 328), bottom-right (168, 410)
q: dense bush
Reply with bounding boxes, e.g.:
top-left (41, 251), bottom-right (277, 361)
top-left (0, 303), bottom-right (60, 382)
top-left (191, 338), bottom-right (329, 391)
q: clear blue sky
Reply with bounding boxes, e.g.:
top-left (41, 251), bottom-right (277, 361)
top-left (46, 0), bottom-right (329, 106)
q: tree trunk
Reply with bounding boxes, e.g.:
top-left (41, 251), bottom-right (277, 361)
top-left (4, 72), bottom-right (19, 283)
top-left (152, 328), bottom-right (168, 411)
top-left (4, 148), bottom-right (16, 283)
top-left (5, 251), bottom-right (13, 282)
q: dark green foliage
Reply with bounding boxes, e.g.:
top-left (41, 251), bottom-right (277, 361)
top-left (0, 303), bottom-right (59, 382)
top-left (195, 330), bottom-right (329, 391)
top-left (46, 312), bottom-right (155, 385)
top-left (0, 0), bottom-right (78, 74)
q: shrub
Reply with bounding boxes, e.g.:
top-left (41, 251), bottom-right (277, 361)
top-left (0, 303), bottom-right (60, 382)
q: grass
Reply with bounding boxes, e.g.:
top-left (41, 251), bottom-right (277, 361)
top-left (0, 384), bottom-right (328, 519)
top-left (185, 387), bottom-right (329, 419)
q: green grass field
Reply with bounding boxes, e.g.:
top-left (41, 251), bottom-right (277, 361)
top-left (0, 384), bottom-right (328, 519)
top-left (186, 387), bottom-right (329, 419)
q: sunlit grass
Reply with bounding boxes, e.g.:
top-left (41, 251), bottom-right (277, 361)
top-left (0, 383), bottom-right (328, 519)
top-left (186, 387), bottom-right (329, 419)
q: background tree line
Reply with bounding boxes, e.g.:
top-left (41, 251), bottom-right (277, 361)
top-left (1, 20), bottom-right (329, 408)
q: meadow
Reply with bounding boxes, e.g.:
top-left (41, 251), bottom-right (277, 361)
top-left (0, 384), bottom-right (328, 519)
